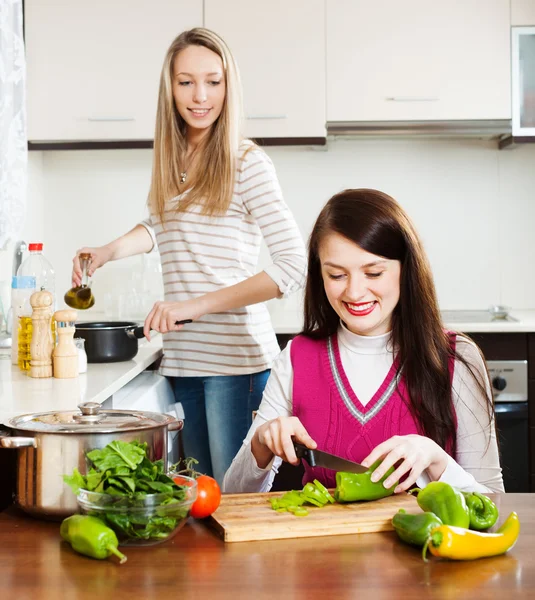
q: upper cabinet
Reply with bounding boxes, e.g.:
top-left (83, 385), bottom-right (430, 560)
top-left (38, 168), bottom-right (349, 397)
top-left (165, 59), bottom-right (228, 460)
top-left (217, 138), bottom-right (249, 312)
top-left (326, 0), bottom-right (511, 123)
top-left (204, 0), bottom-right (326, 139)
top-left (512, 27), bottom-right (535, 135)
top-left (512, 0), bottom-right (535, 25)
top-left (25, 1), bottom-right (203, 142)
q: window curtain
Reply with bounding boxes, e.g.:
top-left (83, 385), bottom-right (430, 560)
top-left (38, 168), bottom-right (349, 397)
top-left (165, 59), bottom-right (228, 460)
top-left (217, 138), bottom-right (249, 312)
top-left (0, 0), bottom-right (27, 250)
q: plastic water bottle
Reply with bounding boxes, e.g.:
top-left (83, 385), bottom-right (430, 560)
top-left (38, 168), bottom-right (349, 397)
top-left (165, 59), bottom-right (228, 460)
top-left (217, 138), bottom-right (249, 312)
top-left (17, 243), bottom-right (56, 306)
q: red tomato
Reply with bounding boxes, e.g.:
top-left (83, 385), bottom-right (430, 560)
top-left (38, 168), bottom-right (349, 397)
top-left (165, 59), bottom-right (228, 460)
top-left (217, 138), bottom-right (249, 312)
top-left (189, 475), bottom-right (221, 519)
top-left (172, 475), bottom-right (195, 487)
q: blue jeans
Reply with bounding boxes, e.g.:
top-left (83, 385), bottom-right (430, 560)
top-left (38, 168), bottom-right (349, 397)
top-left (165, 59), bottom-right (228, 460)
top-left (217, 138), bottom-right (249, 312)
top-left (169, 370), bottom-right (270, 485)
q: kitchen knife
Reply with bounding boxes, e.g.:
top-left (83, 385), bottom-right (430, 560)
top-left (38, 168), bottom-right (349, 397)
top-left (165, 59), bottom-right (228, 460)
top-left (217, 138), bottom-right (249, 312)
top-left (128, 320), bottom-right (192, 339)
top-left (293, 442), bottom-right (368, 474)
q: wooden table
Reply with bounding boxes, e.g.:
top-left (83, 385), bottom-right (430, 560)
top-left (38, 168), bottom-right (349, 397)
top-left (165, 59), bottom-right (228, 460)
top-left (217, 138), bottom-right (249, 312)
top-left (0, 494), bottom-right (533, 600)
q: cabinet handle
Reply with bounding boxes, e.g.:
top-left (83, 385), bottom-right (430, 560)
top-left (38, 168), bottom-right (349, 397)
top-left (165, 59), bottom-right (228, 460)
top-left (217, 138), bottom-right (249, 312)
top-left (87, 117), bottom-right (136, 122)
top-left (246, 114), bottom-right (288, 120)
top-left (385, 97), bottom-right (439, 102)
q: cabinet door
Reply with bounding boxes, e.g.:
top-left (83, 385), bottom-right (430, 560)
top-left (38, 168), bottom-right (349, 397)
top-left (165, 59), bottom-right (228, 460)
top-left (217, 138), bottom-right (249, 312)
top-left (327, 0), bottom-right (511, 122)
top-left (204, 0), bottom-right (326, 139)
top-left (512, 27), bottom-right (535, 135)
top-left (26, 1), bottom-right (202, 142)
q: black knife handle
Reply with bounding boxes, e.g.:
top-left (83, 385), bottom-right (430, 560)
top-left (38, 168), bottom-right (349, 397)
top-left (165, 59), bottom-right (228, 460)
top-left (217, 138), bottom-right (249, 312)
top-left (293, 441), bottom-right (316, 467)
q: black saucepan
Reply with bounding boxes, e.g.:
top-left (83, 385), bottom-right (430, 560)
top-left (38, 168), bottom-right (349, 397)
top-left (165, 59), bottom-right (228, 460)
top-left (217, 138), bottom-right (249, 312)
top-left (75, 320), bottom-right (191, 363)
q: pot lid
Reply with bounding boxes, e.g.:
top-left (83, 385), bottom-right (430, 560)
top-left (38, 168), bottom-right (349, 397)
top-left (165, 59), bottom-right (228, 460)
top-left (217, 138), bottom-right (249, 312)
top-left (7, 402), bottom-right (178, 434)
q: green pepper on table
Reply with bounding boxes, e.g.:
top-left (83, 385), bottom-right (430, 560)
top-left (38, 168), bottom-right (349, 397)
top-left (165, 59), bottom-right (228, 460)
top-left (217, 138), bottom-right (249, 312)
top-left (61, 515), bottom-right (128, 564)
top-left (462, 491), bottom-right (499, 530)
top-left (414, 481), bottom-right (470, 528)
top-left (334, 460), bottom-right (398, 502)
top-left (392, 509), bottom-right (443, 547)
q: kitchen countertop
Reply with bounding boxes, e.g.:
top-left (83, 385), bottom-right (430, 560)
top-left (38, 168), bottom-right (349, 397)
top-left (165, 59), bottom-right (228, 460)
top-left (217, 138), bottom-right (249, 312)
top-left (269, 308), bottom-right (535, 334)
top-left (0, 493), bottom-right (532, 599)
top-left (0, 336), bottom-right (163, 426)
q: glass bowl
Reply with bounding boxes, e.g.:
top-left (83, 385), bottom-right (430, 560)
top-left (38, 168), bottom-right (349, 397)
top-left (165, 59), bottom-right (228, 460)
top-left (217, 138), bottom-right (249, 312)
top-left (76, 475), bottom-right (197, 546)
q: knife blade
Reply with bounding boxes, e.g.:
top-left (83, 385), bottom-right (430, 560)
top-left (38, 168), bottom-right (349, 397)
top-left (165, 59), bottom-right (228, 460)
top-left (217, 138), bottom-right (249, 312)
top-left (293, 442), bottom-right (368, 474)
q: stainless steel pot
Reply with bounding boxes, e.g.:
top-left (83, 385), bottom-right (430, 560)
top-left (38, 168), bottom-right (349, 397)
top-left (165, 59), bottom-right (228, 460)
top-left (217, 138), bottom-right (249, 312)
top-left (0, 402), bottom-right (183, 520)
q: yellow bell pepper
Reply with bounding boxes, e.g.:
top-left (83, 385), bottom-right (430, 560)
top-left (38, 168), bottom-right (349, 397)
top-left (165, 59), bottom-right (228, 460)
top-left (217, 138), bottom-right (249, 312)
top-left (423, 511), bottom-right (520, 562)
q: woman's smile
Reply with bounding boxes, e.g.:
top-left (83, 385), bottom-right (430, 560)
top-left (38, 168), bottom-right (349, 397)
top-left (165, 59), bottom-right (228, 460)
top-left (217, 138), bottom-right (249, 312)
top-left (344, 300), bottom-right (377, 316)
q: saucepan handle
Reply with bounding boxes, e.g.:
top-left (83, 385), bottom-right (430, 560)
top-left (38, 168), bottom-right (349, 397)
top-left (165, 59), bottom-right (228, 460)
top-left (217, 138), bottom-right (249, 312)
top-left (126, 320), bottom-right (192, 340)
top-left (0, 436), bottom-right (38, 449)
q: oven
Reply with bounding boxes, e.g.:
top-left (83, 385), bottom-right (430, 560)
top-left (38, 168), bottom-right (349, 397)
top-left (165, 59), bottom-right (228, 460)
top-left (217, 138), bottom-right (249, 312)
top-left (488, 360), bottom-right (529, 493)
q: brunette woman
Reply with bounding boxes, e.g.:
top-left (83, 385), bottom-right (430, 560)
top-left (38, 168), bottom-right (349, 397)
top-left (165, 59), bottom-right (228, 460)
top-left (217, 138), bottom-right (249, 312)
top-left (223, 189), bottom-right (503, 494)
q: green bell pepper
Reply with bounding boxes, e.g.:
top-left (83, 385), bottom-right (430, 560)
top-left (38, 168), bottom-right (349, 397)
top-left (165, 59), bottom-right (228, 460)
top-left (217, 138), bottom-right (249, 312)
top-left (60, 515), bottom-right (127, 564)
top-left (462, 491), bottom-right (499, 530)
top-left (415, 482), bottom-right (470, 528)
top-left (392, 509), bottom-right (443, 547)
top-left (334, 460), bottom-right (397, 502)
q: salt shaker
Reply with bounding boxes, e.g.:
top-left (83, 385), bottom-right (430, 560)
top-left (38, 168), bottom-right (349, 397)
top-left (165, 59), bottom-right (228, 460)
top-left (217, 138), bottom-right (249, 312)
top-left (74, 337), bottom-right (88, 374)
top-left (53, 309), bottom-right (79, 378)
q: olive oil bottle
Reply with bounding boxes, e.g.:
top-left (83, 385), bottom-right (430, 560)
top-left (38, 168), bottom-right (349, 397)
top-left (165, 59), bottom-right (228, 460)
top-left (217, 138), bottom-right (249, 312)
top-left (18, 316), bottom-right (33, 371)
top-left (64, 253), bottom-right (95, 310)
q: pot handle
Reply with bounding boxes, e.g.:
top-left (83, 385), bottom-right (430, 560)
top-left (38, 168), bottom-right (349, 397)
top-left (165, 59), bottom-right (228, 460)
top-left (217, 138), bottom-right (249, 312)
top-left (168, 418), bottom-right (184, 432)
top-left (126, 321), bottom-right (192, 340)
top-left (0, 437), bottom-right (38, 449)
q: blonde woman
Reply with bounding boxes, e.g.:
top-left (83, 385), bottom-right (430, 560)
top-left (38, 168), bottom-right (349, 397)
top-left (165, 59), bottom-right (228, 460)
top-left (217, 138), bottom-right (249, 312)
top-left (72, 28), bottom-right (307, 484)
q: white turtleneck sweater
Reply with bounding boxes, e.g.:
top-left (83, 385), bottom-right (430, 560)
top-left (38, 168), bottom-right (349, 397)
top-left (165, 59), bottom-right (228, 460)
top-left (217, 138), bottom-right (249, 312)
top-left (223, 325), bottom-right (504, 494)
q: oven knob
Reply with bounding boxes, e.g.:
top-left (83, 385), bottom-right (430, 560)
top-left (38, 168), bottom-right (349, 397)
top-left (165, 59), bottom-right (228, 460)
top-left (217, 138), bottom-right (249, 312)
top-left (492, 376), bottom-right (507, 392)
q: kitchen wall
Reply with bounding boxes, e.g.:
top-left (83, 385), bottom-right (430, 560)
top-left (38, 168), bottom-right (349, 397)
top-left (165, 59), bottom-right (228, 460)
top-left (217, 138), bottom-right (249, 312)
top-left (0, 153), bottom-right (46, 329)
top-left (1, 137), bottom-right (535, 322)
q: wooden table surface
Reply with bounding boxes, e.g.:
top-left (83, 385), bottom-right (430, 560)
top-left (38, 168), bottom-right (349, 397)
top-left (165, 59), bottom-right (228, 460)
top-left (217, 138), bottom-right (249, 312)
top-left (0, 493), bottom-right (533, 600)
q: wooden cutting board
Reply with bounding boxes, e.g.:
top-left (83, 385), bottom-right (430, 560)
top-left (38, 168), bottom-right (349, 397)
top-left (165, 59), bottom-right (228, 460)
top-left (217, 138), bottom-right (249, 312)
top-left (208, 491), bottom-right (422, 542)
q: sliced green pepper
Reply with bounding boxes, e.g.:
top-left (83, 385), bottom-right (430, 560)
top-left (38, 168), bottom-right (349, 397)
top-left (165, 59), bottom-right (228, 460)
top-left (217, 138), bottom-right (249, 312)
top-left (462, 492), bottom-right (499, 530)
top-left (313, 479), bottom-right (335, 504)
top-left (392, 509), bottom-right (443, 547)
top-left (301, 482), bottom-right (329, 506)
top-left (334, 460), bottom-right (397, 502)
top-left (415, 482), bottom-right (470, 528)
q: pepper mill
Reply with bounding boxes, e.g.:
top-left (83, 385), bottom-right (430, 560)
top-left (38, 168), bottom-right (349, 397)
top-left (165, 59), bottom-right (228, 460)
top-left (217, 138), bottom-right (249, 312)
top-left (53, 309), bottom-right (79, 379)
top-left (29, 290), bottom-right (54, 378)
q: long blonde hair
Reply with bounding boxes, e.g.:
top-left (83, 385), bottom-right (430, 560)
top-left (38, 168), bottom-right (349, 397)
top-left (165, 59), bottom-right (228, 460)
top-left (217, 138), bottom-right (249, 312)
top-left (149, 28), bottom-right (243, 222)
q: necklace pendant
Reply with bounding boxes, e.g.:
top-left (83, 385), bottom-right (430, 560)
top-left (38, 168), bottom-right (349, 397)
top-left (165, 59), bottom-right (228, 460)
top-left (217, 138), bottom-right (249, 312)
top-left (180, 172), bottom-right (187, 184)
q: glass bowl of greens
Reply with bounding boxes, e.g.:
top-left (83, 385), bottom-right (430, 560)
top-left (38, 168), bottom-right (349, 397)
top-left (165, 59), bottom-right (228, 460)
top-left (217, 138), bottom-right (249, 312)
top-left (63, 439), bottom-right (198, 546)
top-left (76, 475), bottom-right (197, 546)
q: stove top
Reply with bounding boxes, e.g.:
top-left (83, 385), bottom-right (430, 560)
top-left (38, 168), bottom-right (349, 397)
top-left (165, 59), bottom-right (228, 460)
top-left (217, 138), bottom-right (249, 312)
top-left (441, 310), bottom-right (518, 324)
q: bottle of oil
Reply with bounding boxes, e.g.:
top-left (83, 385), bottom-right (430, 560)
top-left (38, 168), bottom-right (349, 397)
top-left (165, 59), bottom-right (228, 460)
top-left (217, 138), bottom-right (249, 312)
top-left (17, 243), bottom-right (57, 349)
top-left (11, 275), bottom-right (36, 367)
top-left (64, 253), bottom-right (95, 310)
top-left (17, 243), bottom-right (55, 305)
top-left (18, 315), bottom-right (33, 371)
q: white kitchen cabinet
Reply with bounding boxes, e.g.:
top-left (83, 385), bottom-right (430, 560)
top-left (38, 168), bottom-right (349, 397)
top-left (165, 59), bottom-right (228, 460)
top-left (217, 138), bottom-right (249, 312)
top-left (204, 0), bottom-right (326, 139)
top-left (326, 0), bottom-right (511, 122)
top-left (512, 27), bottom-right (535, 135)
top-left (25, 0), bottom-right (202, 142)
top-left (512, 0), bottom-right (535, 25)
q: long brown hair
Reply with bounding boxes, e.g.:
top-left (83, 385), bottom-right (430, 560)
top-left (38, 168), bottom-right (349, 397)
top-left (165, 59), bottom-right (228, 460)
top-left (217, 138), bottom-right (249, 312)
top-left (149, 28), bottom-right (243, 223)
top-left (303, 189), bottom-right (493, 453)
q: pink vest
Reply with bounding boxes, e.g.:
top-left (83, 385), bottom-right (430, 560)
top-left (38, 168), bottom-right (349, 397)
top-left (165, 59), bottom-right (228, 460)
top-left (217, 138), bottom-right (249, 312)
top-left (290, 334), bottom-right (457, 487)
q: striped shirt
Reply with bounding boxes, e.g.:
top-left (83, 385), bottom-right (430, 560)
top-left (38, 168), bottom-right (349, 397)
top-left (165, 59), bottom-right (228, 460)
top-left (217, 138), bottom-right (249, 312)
top-left (140, 142), bottom-right (307, 377)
